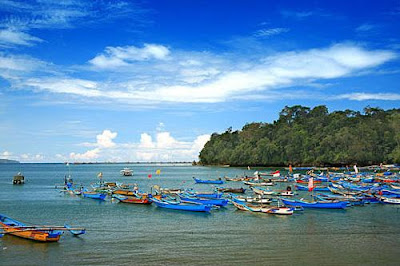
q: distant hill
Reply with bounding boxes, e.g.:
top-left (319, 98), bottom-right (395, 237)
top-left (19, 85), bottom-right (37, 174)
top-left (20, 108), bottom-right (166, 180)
top-left (0, 159), bottom-right (20, 164)
top-left (199, 105), bottom-right (400, 167)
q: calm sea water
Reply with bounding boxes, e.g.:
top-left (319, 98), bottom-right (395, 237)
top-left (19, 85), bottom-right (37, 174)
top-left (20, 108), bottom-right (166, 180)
top-left (1, 163), bottom-right (400, 265)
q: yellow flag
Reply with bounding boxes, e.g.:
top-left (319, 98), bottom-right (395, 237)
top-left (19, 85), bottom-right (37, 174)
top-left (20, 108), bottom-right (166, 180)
top-left (156, 169), bottom-right (161, 175)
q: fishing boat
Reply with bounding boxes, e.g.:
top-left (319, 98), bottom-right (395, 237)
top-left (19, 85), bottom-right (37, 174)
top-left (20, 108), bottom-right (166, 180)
top-left (230, 194), bottom-right (272, 204)
top-left (0, 214), bottom-right (63, 242)
top-left (281, 198), bottom-right (348, 209)
top-left (184, 191), bottom-right (223, 199)
top-left (243, 181), bottom-right (274, 186)
top-left (296, 184), bottom-right (330, 191)
top-left (217, 187), bottom-right (246, 193)
top-left (112, 194), bottom-right (152, 204)
top-left (82, 191), bottom-right (107, 200)
top-left (151, 197), bottom-right (212, 212)
top-left (13, 172), bottom-right (25, 185)
top-left (193, 177), bottom-right (224, 184)
top-left (178, 195), bottom-right (228, 207)
top-left (251, 186), bottom-right (275, 195)
top-left (224, 176), bottom-right (244, 181)
top-left (231, 199), bottom-right (263, 212)
top-left (262, 207), bottom-right (294, 215)
top-left (377, 196), bottom-right (400, 204)
top-left (120, 168), bottom-right (133, 176)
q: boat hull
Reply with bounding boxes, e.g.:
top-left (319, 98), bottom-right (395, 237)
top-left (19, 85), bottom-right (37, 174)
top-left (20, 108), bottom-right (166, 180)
top-left (281, 199), bottom-right (347, 209)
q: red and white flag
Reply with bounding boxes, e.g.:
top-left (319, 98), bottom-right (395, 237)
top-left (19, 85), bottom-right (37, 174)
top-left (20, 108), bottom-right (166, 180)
top-left (308, 177), bottom-right (314, 192)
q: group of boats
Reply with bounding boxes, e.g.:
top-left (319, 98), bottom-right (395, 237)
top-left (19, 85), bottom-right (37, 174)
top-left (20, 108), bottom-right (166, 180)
top-left (4, 166), bottom-right (400, 243)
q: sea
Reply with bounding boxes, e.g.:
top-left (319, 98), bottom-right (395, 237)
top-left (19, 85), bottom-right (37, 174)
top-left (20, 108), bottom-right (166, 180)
top-left (1, 163), bottom-right (400, 265)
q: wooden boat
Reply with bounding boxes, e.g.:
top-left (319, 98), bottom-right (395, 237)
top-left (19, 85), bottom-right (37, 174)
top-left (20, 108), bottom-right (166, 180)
top-left (82, 191), bottom-right (106, 200)
top-left (378, 196), bottom-right (400, 204)
top-left (13, 172), bottom-right (25, 185)
top-left (296, 184), bottom-right (330, 191)
top-left (280, 198), bottom-right (347, 209)
top-left (224, 176), bottom-right (244, 182)
top-left (151, 197), bottom-right (212, 212)
top-left (120, 168), bottom-right (133, 176)
top-left (217, 187), bottom-right (246, 193)
top-left (390, 184), bottom-right (400, 190)
top-left (178, 195), bottom-right (228, 207)
top-left (262, 207), bottom-right (294, 215)
top-left (184, 191), bottom-right (223, 199)
top-left (243, 181), bottom-right (274, 186)
top-left (251, 186), bottom-right (275, 195)
top-left (231, 200), bottom-right (263, 212)
top-left (112, 194), bottom-right (152, 204)
top-left (193, 177), bottom-right (224, 184)
top-left (0, 214), bottom-right (63, 242)
top-left (231, 195), bottom-right (272, 204)
top-left (112, 189), bottom-right (137, 196)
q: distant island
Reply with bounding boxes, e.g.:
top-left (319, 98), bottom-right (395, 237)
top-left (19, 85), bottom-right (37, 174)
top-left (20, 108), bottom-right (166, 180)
top-left (0, 159), bottom-right (20, 164)
top-left (199, 105), bottom-right (400, 167)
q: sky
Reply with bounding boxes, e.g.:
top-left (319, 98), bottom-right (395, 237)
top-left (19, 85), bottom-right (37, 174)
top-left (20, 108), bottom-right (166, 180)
top-left (0, 0), bottom-right (399, 163)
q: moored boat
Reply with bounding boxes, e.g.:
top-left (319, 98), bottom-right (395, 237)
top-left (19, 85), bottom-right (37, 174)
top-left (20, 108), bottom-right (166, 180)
top-left (82, 191), bottom-right (107, 200)
top-left (151, 196), bottom-right (212, 212)
top-left (193, 177), bottom-right (224, 184)
top-left (281, 198), bottom-right (347, 209)
top-left (112, 194), bottom-right (152, 204)
top-left (0, 214), bottom-right (63, 242)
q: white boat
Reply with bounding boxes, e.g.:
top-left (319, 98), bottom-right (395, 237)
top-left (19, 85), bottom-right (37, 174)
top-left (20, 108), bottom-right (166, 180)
top-left (251, 186), bottom-right (275, 195)
top-left (120, 168), bottom-right (133, 176)
top-left (261, 207), bottom-right (294, 215)
top-left (378, 196), bottom-right (400, 204)
top-left (244, 181), bottom-right (274, 186)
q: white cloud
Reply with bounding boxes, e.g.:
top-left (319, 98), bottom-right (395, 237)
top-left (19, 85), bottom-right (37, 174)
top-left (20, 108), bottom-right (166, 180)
top-left (337, 93), bottom-right (400, 101)
top-left (0, 28), bottom-right (42, 47)
top-left (139, 133), bottom-right (155, 148)
top-left (356, 23), bottom-right (377, 32)
top-left (89, 44), bottom-right (170, 69)
top-left (1, 150), bottom-right (11, 158)
top-left (7, 43), bottom-right (398, 104)
top-left (0, 0), bottom-right (147, 30)
top-left (70, 148), bottom-right (101, 160)
top-left (254, 28), bottom-right (289, 37)
top-left (96, 130), bottom-right (117, 148)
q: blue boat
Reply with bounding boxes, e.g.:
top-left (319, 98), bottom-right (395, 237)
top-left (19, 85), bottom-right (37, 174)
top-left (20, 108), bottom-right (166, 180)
top-left (179, 195), bottom-right (228, 207)
top-left (82, 191), bottom-right (106, 200)
top-left (281, 198), bottom-right (347, 209)
top-left (193, 177), bottom-right (224, 184)
top-left (296, 184), bottom-right (330, 191)
top-left (151, 197), bottom-right (212, 212)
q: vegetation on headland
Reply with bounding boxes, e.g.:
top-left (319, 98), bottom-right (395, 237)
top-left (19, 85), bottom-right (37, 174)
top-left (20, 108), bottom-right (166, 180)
top-left (0, 159), bottom-right (20, 164)
top-left (199, 105), bottom-right (400, 167)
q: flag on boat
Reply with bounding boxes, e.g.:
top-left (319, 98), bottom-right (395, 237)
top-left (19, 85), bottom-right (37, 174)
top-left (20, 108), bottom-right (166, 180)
top-left (97, 172), bottom-right (103, 178)
top-left (308, 177), bottom-right (314, 192)
top-left (289, 165), bottom-right (293, 173)
top-left (354, 165), bottom-right (359, 174)
top-left (148, 174), bottom-right (152, 179)
top-left (247, 166), bottom-right (251, 170)
top-left (156, 169), bottom-right (161, 175)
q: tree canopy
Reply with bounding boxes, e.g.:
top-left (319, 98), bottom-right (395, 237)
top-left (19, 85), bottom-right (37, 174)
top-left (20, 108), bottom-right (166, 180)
top-left (199, 105), bottom-right (400, 166)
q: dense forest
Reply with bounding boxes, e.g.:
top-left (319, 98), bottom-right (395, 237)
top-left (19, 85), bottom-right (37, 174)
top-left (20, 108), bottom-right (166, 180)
top-left (199, 105), bottom-right (400, 166)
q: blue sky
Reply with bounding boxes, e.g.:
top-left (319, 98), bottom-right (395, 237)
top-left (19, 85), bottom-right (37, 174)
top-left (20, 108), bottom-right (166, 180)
top-left (0, 0), bottom-right (399, 162)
